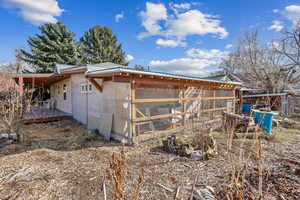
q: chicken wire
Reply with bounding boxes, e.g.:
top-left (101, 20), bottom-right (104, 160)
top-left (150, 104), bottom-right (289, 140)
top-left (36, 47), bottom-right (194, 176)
top-left (134, 86), bottom-right (235, 136)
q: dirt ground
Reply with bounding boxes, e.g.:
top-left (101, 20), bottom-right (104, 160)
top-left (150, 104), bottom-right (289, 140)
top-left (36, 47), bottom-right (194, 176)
top-left (0, 119), bottom-right (300, 200)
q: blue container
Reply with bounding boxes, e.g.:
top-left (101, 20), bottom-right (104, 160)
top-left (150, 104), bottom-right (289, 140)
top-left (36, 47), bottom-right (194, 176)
top-left (242, 103), bottom-right (251, 114)
top-left (253, 111), bottom-right (273, 134)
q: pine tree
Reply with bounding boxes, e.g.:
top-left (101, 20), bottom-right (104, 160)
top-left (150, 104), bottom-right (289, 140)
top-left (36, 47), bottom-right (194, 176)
top-left (20, 22), bottom-right (80, 73)
top-left (80, 25), bottom-right (127, 65)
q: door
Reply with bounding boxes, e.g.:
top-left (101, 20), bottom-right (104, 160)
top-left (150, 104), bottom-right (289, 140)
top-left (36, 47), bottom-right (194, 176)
top-left (72, 77), bottom-right (88, 124)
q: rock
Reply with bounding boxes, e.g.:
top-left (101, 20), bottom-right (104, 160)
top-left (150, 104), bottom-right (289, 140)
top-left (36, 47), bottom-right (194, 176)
top-left (279, 119), bottom-right (300, 129)
top-left (272, 119), bottom-right (279, 127)
top-left (0, 140), bottom-right (13, 148)
top-left (193, 187), bottom-right (216, 200)
top-left (190, 151), bottom-right (204, 161)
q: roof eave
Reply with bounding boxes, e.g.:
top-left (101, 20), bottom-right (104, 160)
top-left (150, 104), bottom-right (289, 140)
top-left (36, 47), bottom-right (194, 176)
top-left (86, 68), bottom-right (242, 86)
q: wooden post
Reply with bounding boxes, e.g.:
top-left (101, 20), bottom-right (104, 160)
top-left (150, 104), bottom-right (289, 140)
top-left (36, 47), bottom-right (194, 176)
top-left (239, 89), bottom-right (243, 114)
top-left (232, 89), bottom-right (236, 113)
top-left (131, 78), bottom-right (137, 144)
top-left (212, 89), bottom-right (216, 118)
top-left (181, 86), bottom-right (186, 130)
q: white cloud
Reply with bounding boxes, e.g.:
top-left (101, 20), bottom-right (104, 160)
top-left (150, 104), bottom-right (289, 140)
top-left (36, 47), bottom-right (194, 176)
top-left (170, 3), bottom-right (191, 10)
top-left (268, 20), bottom-right (284, 31)
top-left (149, 48), bottom-right (228, 76)
top-left (166, 10), bottom-right (228, 40)
top-left (4, 0), bottom-right (63, 25)
top-left (186, 48), bottom-right (228, 60)
top-left (284, 5), bottom-right (300, 25)
top-left (225, 44), bottom-right (233, 49)
top-left (115, 12), bottom-right (124, 22)
top-left (156, 38), bottom-right (186, 47)
top-left (126, 54), bottom-right (134, 62)
top-left (149, 58), bottom-right (214, 76)
top-left (268, 41), bottom-right (281, 50)
top-left (139, 2), bottom-right (228, 44)
top-left (273, 9), bottom-right (279, 13)
top-left (139, 2), bottom-right (167, 38)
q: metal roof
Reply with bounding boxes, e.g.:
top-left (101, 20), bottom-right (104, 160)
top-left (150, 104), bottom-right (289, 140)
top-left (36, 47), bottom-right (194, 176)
top-left (243, 93), bottom-right (288, 98)
top-left (12, 73), bottom-right (55, 78)
top-left (12, 62), bottom-right (242, 85)
top-left (86, 67), bottom-right (242, 85)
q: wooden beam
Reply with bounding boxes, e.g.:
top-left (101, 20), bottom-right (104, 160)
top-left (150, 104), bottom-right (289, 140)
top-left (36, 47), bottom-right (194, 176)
top-left (212, 89), bottom-right (216, 119)
top-left (182, 87), bottom-right (186, 128)
top-left (132, 96), bottom-right (235, 103)
top-left (133, 106), bottom-right (231, 122)
top-left (136, 118), bottom-right (223, 142)
top-left (131, 79), bottom-right (137, 138)
top-left (89, 78), bottom-right (103, 92)
top-left (132, 76), bottom-right (236, 90)
top-left (112, 75), bottom-right (130, 83)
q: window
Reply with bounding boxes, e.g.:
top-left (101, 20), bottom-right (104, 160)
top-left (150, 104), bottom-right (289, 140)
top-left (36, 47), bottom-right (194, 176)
top-left (80, 83), bottom-right (92, 94)
top-left (81, 84), bottom-right (85, 93)
top-left (63, 84), bottom-right (67, 100)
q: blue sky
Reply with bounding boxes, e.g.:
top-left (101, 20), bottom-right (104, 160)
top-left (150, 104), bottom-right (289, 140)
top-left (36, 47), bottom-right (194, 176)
top-left (0, 0), bottom-right (300, 76)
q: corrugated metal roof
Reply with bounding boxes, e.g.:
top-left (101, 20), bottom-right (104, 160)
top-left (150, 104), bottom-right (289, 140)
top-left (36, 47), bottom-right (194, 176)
top-left (86, 62), bottom-right (125, 72)
top-left (243, 93), bottom-right (288, 98)
top-left (86, 67), bottom-right (242, 85)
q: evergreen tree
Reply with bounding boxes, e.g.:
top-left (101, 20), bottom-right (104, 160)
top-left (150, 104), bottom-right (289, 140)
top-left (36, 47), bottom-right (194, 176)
top-left (20, 22), bottom-right (80, 73)
top-left (80, 25), bottom-right (127, 65)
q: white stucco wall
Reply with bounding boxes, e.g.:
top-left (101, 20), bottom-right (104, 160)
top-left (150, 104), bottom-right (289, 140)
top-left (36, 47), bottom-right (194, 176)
top-left (50, 73), bottom-right (131, 143)
top-left (70, 74), bottom-right (89, 124)
top-left (50, 78), bottom-right (72, 114)
top-left (101, 81), bottom-right (131, 140)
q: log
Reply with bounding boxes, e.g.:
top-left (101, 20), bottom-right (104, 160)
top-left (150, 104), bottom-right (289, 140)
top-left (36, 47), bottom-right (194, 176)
top-left (223, 111), bottom-right (252, 121)
top-left (157, 183), bottom-right (174, 192)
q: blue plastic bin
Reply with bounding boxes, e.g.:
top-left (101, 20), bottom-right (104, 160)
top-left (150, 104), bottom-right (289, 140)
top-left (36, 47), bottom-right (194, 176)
top-left (253, 111), bottom-right (273, 134)
top-left (242, 103), bottom-right (251, 114)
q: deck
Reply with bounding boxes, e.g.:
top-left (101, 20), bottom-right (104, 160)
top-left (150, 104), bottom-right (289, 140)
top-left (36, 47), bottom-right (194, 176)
top-left (22, 107), bottom-right (72, 124)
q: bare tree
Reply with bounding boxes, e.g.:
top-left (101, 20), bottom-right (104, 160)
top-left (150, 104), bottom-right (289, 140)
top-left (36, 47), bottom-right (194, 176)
top-left (0, 65), bottom-right (31, 142)
top-left (0, 74), bottom-right (22, 138)
top-left (220, 30), bottom-right (300, 93)
top-left (275, 22), bottom-right (300, 90)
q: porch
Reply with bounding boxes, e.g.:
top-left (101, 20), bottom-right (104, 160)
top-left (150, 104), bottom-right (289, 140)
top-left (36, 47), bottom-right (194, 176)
top-left (22, 106), bottom-right (72, 124)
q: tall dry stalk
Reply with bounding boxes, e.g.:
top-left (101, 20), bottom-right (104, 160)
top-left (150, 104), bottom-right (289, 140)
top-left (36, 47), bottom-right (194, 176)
top-left (132, 168), bottom-right (145, 200)
top-left (107, 150), bottom-right (127, 200)
top-left (106, 149), bottom-right (145, 200)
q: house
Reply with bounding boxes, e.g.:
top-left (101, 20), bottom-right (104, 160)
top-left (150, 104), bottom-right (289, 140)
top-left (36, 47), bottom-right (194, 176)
top-left (14, 63), bottom-right (241, 144)
top-left (204, 73), bottom-right (296, 116)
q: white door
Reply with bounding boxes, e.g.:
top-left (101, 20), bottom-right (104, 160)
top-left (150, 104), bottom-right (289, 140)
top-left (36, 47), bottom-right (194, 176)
top-left (72, 79), bottom-right (88, 124)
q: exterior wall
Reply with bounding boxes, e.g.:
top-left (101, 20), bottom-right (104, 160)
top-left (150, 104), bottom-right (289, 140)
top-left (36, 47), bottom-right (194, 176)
top-left (100, 81), bottom-right (131, 142)
top-left (70, 74), bottom-right (89, 124)
top-left (50, 78), bottom-right (72, 114)
top-left (66, 74), bottom-right (131, 143)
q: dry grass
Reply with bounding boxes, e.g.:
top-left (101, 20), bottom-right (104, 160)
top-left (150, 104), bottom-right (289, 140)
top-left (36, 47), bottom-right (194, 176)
top-left (0, 120), bottom-right (299, 199)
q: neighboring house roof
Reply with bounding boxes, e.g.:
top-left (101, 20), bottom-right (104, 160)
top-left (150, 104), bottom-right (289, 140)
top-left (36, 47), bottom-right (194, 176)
top-left (202, 73), bottom-right (242, 83)
top-left (243, 93), bottom-right (288, 98)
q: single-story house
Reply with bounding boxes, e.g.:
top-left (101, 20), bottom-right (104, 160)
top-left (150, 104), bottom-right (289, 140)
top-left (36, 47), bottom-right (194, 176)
top-left (14, 63), bottom-right (241, 144)
top-left (204, 73), bottom-right (295, 116)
